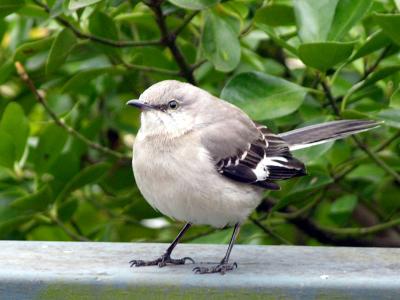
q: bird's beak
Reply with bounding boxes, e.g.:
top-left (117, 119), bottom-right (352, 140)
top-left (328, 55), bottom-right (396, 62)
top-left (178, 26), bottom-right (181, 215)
top-left (126, 99), bottom-right (153, 110)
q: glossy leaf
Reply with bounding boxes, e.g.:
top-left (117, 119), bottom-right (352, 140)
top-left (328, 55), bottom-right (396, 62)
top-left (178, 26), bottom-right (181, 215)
top-left (13, 37), bottom-right (54, 62)
top-left (376, 109), bottom-right (400, 128)
top-left (374, 13), bottom-right (400, 46)
top-left (34, 124), bottom-right (69, 174)
top-left (11, 185), bottom-right (52, 212)
top-left (254, 4), bottom-right (295, 27)
top-left (293, 0), bottom-right (339, 42)
top-left (0, 131), bottom-right (14, 169)
top-left (201, 9), bottom-right (241, 72)
top-left (352, 30), bottom-right (391, 61)
top-left (390, 87), bottom-right (400, 108)
top-left (168, 0), bottom-right (219, 10)
top-left (68, 0), bottom-right (101, 10)
top-left (88, 11), bottom-right (120, 57)
top-left (46, 28), bottom-right (77, 75)
top-left (221, 72), bottom-right (307, 120)
top-left (298, 42), bottom-right (354, 71)
top-left (0, 0), bottom-right (25, 17)
top-left (330, 195), bottom-right (358, 215)
top-left (61, 67), bottom-right (121, 93)
top-left (328, 0), bottom-right (372, 41)
top-left (56, 162), bottom-right (110, 202)
top-left (0, 102), bottom-right (29, 161)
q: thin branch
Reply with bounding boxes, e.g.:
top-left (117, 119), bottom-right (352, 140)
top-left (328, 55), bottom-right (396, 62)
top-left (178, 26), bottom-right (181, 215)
top-left (375, 130), bottom-right (400, 152)
top-left (15, 62), bottom-right (129, 160)
top-left (148, 1), bottom-right (196, 84)
top-left (50, 215), bottom-right (90, 241)
top-left (320, 79), bottom-right (340, 115)
top-left (352, 135), bottom-right (400, 184)
top-left (191, 59), bottom-right (207, 71)
top-left (318, 218), bottom-right (400, 237)
top-left (122, 61), bottom-right (180, 75)
top-left (250, 217), bottom-right (292, 245)
top-left (173, 11), bottom-right (199, 37)
top-left (34, 0), bottom-right (160, 48)
top-left (320, 76), bottom-right (400, 184)
top-left (362, 45), bottom-right (392, 80)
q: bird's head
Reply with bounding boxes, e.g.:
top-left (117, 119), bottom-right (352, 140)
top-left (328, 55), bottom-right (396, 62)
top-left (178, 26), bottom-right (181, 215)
top-left (127, 80), bottom-right (214, 138)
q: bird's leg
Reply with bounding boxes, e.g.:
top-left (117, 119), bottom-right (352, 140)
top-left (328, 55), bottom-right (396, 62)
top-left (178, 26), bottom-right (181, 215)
top-left (130, 222), bottom-right (194, 268)
top-left (193, 223), bottom-right (240, 275)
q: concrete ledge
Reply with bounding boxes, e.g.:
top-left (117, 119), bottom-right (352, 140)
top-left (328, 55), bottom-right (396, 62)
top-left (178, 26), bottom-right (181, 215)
top-left (0, 241), bottom-right (399, 299)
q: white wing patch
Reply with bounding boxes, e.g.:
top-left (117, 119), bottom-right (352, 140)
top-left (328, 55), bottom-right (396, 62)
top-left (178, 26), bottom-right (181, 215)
top-left (252, 156), bottom-right (289, 181)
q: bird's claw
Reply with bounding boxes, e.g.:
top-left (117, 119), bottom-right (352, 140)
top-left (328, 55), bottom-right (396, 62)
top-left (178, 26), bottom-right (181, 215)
top-left (193, 262), bottom-right (237, 275)
top-left (129, 255), bottom-right (195, 268)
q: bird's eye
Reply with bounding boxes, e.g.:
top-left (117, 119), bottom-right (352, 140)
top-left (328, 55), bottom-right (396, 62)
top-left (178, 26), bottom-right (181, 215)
top-left (168, 100), bottom-right (179, 110)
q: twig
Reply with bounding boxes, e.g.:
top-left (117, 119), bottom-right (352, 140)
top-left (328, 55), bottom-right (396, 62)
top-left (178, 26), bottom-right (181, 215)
top-left (351, 135), bottom-right (400, 184)
top-left (191, 59), bottom-right (207, 71)
top-left (173, 11), bottom-right (199, 37)
top-left (250, 217), bottom-right (292, 245)
top-left (149, 1), bottom-right (196, 84)
top-left (122, 61), bottom-right (180, 75)
top-left (320, 77), bottom-right (400, 184)
top-left (320, 79), bottom-right (340, 115)
top-left (50, 215), bottom-right (90, 241)
top-left (15, 62), bottom-right (129, 160)
top-left (362, 45), bottom-right (392, 80)
top-left (34, 0), bottom-right (160, 48)
top-left (318, 218), bottom-right (400, 237)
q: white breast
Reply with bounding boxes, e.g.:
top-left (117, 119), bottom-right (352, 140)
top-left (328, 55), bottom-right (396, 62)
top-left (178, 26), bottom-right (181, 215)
top-left (132, 131), bottom-right (263, 228)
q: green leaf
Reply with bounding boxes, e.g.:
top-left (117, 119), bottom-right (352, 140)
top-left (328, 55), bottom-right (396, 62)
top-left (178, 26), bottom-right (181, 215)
top-left (11, 185), bottom-right (52, 212)
top-left (330, 194), bottom-right (358, 216)
top-left (294, 0), bottom-right (339, 42)
top-left (298, 41), bottom-right (354, 71)
top-left (13, 37), bottom-right (55, 62)
top-left (68, 0), bottom-right (101, 10)
top-left (0, 0), bottom-right (25, 17)
top-left (352, 30), bottom-right (392, 61)
top-left (61, 67), bottom-right (121, 93)
top-left (34, 124), bottom-right (68, 174)
top-left (0, 102), bottom-right (29, 161)
top-left (0, 131), bottom-right (15, 169)
top-left (88, 10), bottom-right (120, 57)
top-left (390, 87), bottom-right (400, 109)
top-left (363, 66), bottom-right (400, 87)
top-left (254, 4), bottom-right (295, 27)
top-left (201, 9), bottom-right (241, 72)
top-left (56, 162), bottom-right (110, 202)
top-left (168, 0), bottom-right (219, 10)
top-left (272, 170), bottom-right (333, 212)
top-left (375, 108), bottom-right (400, 128)
top-left (220, 72), bottom-right (307, 120)
top-left (328, 0), bottom-right (372, 41)
top-left (373, 13), bottom-right (400, 46)
top-left (58, 198), bottom-right (78, 222)
top-left (46, 28), bottom-right (77, 75)
top-left (255, 25), bottom-right (298, 56)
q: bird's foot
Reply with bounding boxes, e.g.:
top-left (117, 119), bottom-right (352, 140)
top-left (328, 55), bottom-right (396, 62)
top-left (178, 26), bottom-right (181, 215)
top-left (129, 253), bottom-right (195, 268)
top-left (193, 262), bottom-right (237, 275)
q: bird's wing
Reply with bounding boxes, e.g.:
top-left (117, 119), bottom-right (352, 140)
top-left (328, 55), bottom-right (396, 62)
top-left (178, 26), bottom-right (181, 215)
top-left (200, 111), bottom-right (306, 190)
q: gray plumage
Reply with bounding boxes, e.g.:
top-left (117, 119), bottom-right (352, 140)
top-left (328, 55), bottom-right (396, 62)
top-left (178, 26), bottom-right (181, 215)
top-left (129, 80), bottom-right (380, 228)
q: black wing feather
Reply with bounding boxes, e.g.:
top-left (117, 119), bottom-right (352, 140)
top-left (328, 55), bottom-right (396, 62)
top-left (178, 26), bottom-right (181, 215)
top-left (217, 125), bottom-right (306, 190)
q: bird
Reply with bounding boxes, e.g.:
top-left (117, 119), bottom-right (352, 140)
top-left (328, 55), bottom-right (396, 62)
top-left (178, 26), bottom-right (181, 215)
top-left (126, 80), bottom-right (380, 274)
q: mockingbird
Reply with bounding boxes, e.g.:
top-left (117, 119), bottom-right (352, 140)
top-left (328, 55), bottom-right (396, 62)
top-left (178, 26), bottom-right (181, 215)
top-left (127, 80), bottom-right (380, 274)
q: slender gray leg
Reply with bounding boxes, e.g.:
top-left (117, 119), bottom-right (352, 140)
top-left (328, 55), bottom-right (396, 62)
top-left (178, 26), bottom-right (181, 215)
top-left (193, 223), bottom-right (240, 275)
top-left (130, 222), bottom-right (194, 268)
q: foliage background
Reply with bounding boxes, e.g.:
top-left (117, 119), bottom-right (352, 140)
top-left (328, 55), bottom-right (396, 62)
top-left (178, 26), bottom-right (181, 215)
top-left (0, 0), bottom-right (399, 247)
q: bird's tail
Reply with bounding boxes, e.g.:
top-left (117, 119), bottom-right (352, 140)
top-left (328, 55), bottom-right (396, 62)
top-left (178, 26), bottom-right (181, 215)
top-left (279, 120), bottom-right (381, 151)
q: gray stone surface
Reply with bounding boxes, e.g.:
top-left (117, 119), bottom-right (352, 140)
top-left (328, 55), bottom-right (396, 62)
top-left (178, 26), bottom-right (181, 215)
top-left (0, 241), bottom-right (399, 299)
